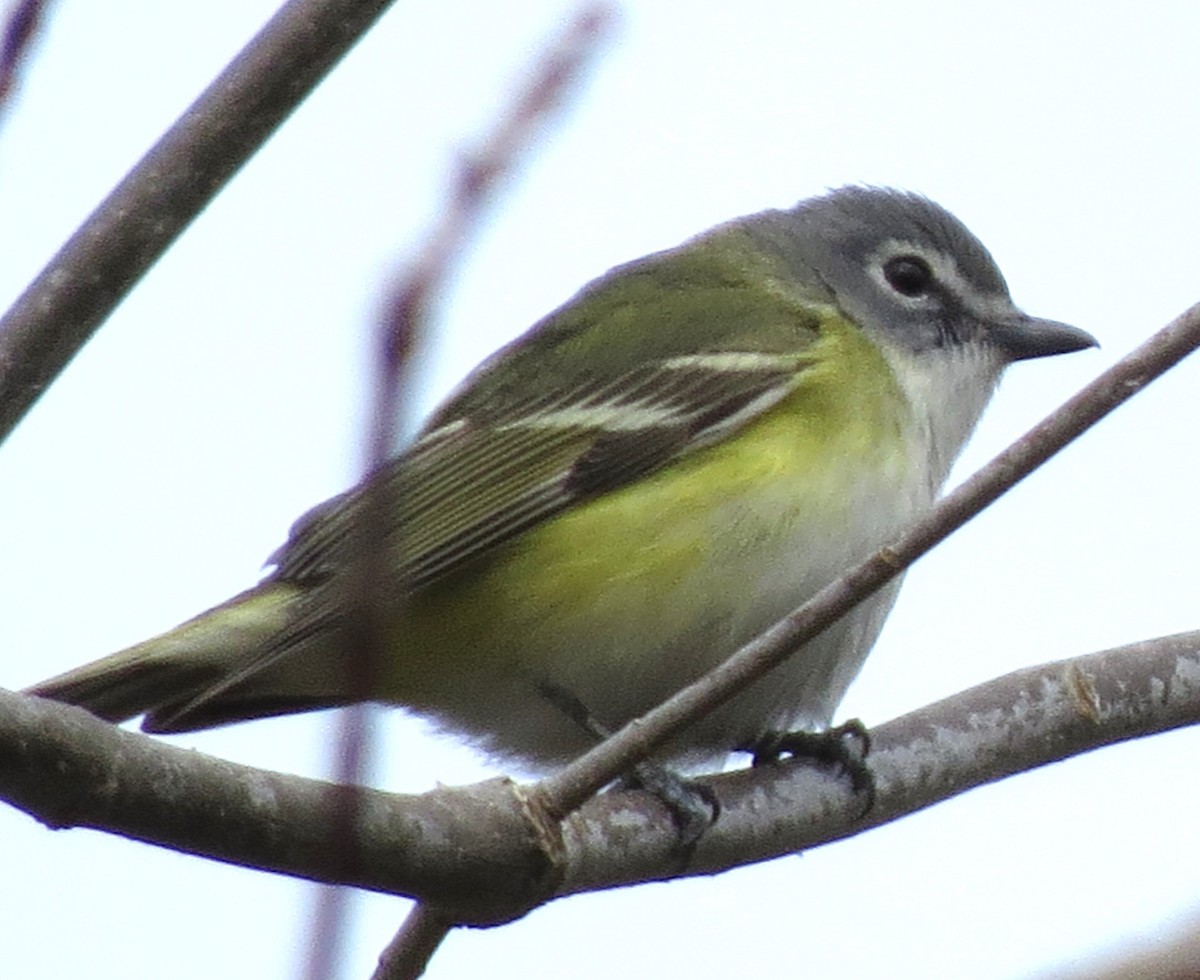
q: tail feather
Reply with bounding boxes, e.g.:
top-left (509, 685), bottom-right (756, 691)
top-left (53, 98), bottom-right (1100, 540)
top-left (27, 655), bottom-right (219, 726)
top-left (25, 583), bottom-right (312, 731)
top-left (142, 691), bottom-right (355, 734)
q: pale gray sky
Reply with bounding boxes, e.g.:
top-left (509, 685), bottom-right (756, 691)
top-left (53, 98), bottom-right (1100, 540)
top-left (3, 3), bottom-right (1200, 978)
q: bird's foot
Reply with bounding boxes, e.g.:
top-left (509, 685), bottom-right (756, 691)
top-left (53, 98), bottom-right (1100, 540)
top-left (538, 679), bottom-right (719, 851)
top-left (747, 719), bottom-right (875, 816)
top-left (619, 763), bottom-right (720, 852)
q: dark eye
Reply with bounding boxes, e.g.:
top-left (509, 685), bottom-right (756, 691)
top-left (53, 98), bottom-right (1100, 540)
top-left (883, 255), bottom-right (934, 297)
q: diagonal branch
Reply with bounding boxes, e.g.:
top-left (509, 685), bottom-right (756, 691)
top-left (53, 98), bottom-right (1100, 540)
top-left (0, 0), bottom-right (396, 444)
top-left (532, 301), bottom-right (1200, 821)
top-left (0, 0), bottom-right (50, 112)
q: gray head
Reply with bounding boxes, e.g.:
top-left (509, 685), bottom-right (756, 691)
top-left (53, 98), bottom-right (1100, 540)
top-left (760, 186), bottom-right (1096, 362)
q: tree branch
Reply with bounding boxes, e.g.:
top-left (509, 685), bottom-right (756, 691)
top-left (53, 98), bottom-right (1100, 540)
top-left (0, 0), bottom-right (395, 445)
top-left (0, 0), bottom-right (49, 112)
top-left (6, 630), bottom-right (1199, 924)
top-left (373, 905), bottom-right (453, 980)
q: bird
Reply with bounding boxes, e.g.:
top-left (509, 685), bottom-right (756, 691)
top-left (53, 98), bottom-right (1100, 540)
top-left (26, 186), bottom-right (1096, 774)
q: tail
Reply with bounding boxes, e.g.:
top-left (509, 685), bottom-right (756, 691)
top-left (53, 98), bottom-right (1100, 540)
top-left (24, 582), bottom-right (348, 733)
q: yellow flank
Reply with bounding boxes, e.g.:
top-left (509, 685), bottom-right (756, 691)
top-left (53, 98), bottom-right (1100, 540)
top-left (389, 312), bottom-right (914, 713)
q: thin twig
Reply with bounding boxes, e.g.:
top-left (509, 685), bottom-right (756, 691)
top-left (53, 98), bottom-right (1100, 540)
top-left (0, 0), bottom-right (396, 445)
top-left (372, 906), bottom-right (453, 980)
top-left (533, 301), bottom-right (1200, 820)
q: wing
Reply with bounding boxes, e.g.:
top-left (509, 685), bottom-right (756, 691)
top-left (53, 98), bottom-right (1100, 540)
top-left (135, 225), bottom-right (835, 728)
top-left (275, 220), bottom-right (835, 592)
top-left (133, 347), bottom-right (819, 732)
top-left (273, 350), bottom-right (815, 592)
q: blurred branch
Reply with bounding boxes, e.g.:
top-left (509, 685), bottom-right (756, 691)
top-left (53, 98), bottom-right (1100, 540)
top-left (532, 300), bottom-right (1200, 821)
top-left (5, 629), bottom-right (1200, 925)
top-left (0, 0), bottom-right (395, 445)
top-left (320, 6), bottom-right (615, 975)
top-left (0, 0), bottom-right (49, 112)
top-left (1043, 907), bottom-right (1200, 980)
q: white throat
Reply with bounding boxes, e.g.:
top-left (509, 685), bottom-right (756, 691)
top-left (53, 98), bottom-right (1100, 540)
top-left (882, 341), bottom-right (1005, 494)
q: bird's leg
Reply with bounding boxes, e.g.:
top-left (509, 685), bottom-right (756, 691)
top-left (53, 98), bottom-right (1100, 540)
top-left (536, 681), bottom-right (719, 848)
top-left (746, 719), bottom-right (875, 815)
top-left (536, 679), bottom-right (612, 744)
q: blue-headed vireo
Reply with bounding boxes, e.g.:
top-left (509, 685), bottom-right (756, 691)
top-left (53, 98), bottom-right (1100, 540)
top-left (27, 187), bottom-right (1095, 769)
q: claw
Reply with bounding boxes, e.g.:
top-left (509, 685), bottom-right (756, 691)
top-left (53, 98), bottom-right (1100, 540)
top-left (538, 679), bottom-right (719, 852)
top-left (747, 719), bottom-right (875, 815)
top-left (621, 764), bottom-right (720, 852)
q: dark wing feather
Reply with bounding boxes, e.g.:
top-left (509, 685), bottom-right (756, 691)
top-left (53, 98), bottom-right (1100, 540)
top-left (272, 352), bottom-right (813, 593)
